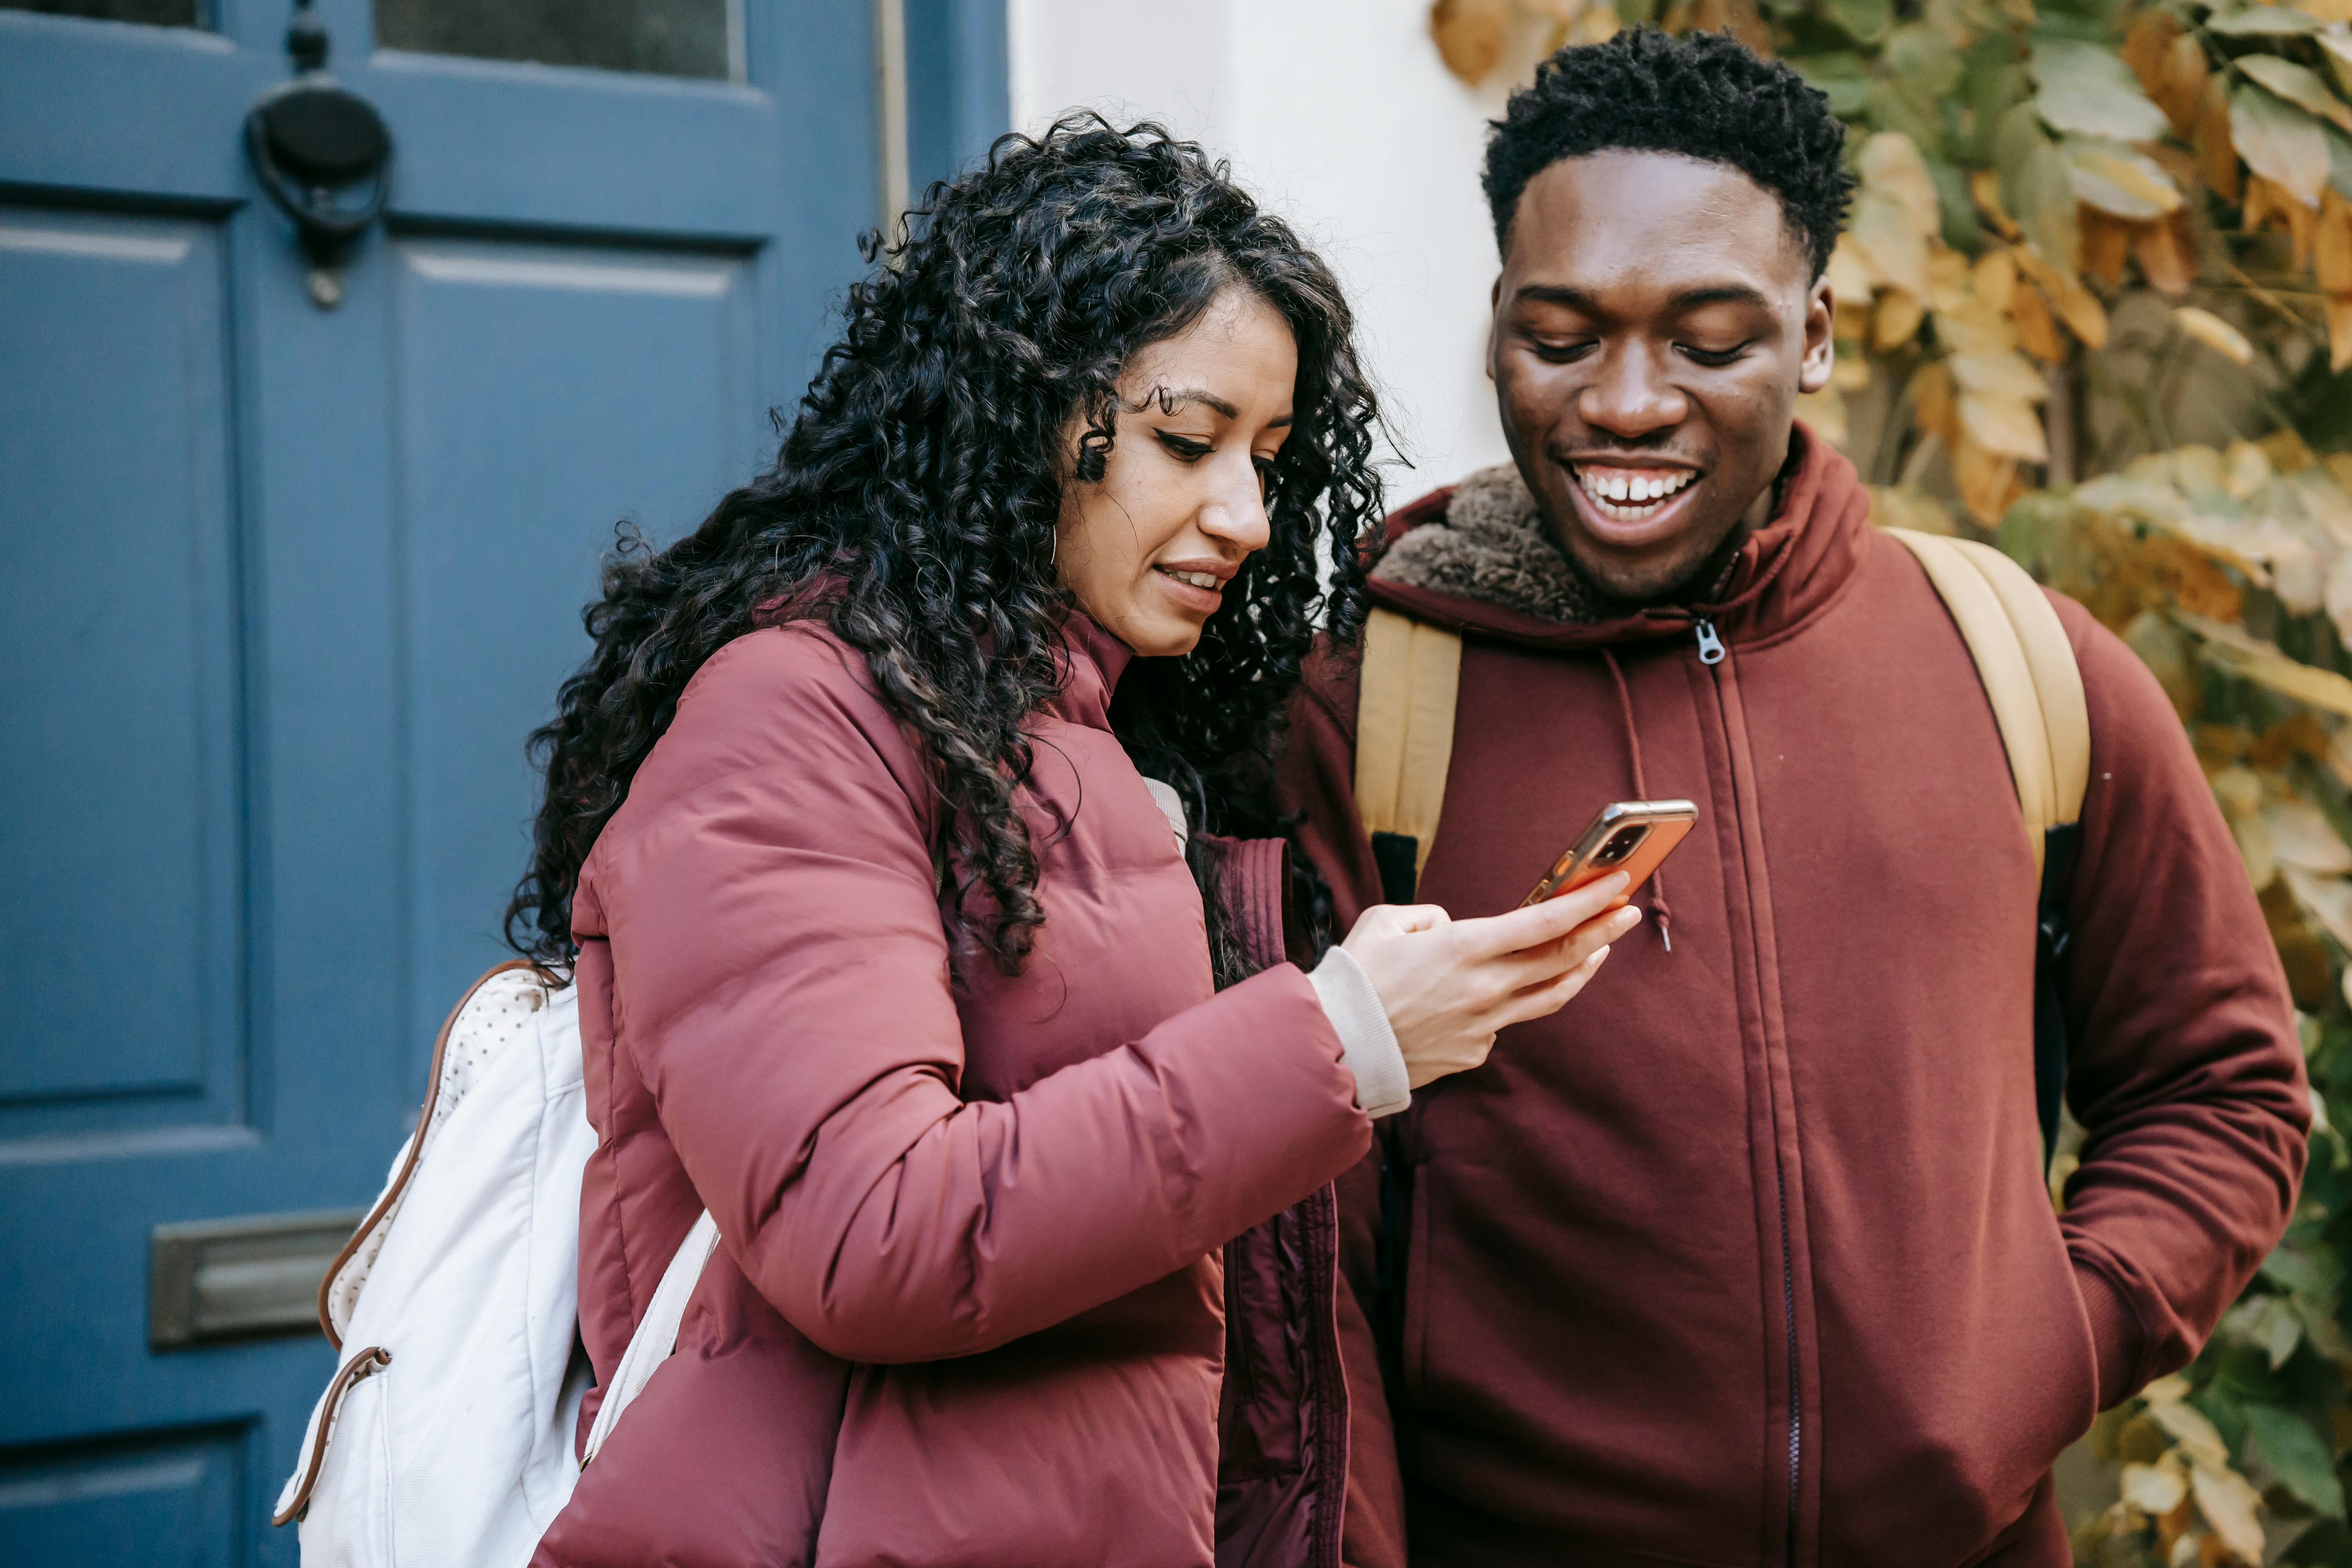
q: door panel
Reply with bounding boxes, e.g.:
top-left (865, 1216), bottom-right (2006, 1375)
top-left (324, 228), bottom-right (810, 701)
top-left (0, 1426), bottom-right (246, 1567)
top-left (0, 206), bottom-right (247, 1147)
top-left (0, 3), bottom-right (1005, 1562)
top-left (391, 233), bottom-right (759, 1044)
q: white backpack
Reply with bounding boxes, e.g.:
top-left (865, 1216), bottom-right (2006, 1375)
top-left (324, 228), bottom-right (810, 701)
top-left (273, 960), bottom-right (719, 1568)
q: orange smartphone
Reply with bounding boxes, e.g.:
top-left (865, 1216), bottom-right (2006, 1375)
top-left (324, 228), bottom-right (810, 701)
top-left (1521, 799), bottom-right (1699, 908)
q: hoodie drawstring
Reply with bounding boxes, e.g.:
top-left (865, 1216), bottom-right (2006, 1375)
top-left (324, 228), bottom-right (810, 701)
top-left (1600, 646), bottom-right (1674, 953)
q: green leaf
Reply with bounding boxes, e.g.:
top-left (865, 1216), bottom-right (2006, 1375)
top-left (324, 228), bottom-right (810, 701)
top-left (2243, 1401), bottom-right (2348, 1517)
top-left (1822, 0), bottom-right (1895, 44)
top-left (2262, 1242), bottom-right (2346, 1298)
top-left (1796, 53), bottom-right (1873, 118)
top-left (2060, 135), bottom-right (2186, 217)
top-left (2326, 122), bottom-right (2352, 201)
top-left (1880, 20), bottom-right (1968, 96)
top-left (1994, 107), bottom-right (2085, 272)
top-left (2238, 53), bottom-right (2352, 135)
top-left (2234, 84), bottom-right (2334, 206)
top-left (2031, 36), bottom-right (2173, 140)
top-left (2207, 3), bottom-right (2324, 35)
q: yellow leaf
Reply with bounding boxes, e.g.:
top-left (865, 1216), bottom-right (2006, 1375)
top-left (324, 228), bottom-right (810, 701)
top-left (1914, 360), bottom-right (1960, 445)
top-left (2123, 7), bottom-right (2181, 99)
top-left (2198, 76), bottom-right (2242, 200)
top-left (2149, 1397), bottom-right (2234, 1470)
top-left (2176, 611), bottom-right (2352, 716)
top-left (2321, 33), bottom-right (2352, 98)
top-left (1851, 186), bottom-right (1933, 298)
top-left (1971, 167), bottom-right (2022, 240)
top-left (1860, 132), bottom-right (1943, 234)
top-left (2225, 438), bottom-right (2274, 498)
top-left (2232, 83), bottom-right (2331, 207)
top-left (1926, 247), bottom-right (1972, 314)
top-left (2189, 1463), bottom-right (2266, 1566)
top-left (2011, 276), bottom-right (2067, 361)
top-left (1429, 0), bottom-right (1509, 84)
top-left (2135, 211), bottom-right (2200, 296)
top-left (1960, 390), bottom-right (2049, 461)
top-left (1973, 247), bottom-right (2018, 310)
top-left (2331, 292), bottom-right (2352, 373)
top-left (1871, 288), bottom-right (1926, 349)
top-left (2265, 799), bottom-right (2352, 871)
top-left (1826, 234), bottom-right (1877, 301)
top-left (1795, 386), bottom-right (1848, 446)
top-left (2236, 52), bottom-right (2352, 134)
top-left (2061, 137), bottom-right (2185, 219)
top-left (2175, 306), bottom-right (2255, 364)
top-left (1954, 437), bottom-right (2023, 524)
top-left (2083, 210), bottom-right (2134, 286)
top-left (1869, 485), bottom-right (1957, 534)
top-left (2318, 189), bottom-right (2352, 292)
top-left (2123, 1457), bottom-right (2190, 1516)
top-left (1949, 347), bottom-right (2050, 399)
top-left (2161, 32), bottom-right (2211, 131)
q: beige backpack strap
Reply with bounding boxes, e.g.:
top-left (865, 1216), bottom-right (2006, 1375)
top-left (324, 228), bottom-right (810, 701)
top-left (1888, 529), bottom-right (2089, 873)
top-left (1355, 606), bottom-right (1463, 899)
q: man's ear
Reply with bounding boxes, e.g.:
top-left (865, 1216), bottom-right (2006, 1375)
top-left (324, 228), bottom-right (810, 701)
top-left (1797, 277), bottom-right (1835, 395)
top-left (1486, 274), bottom-right (1502, 383)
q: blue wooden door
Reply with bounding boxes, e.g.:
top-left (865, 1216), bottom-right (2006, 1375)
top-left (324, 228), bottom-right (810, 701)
top-left (0, 3), bottom-right (1001, 1561)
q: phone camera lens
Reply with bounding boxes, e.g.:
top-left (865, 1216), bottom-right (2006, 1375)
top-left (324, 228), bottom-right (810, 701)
top-left (1593, 824), bottom-right (1650, 867)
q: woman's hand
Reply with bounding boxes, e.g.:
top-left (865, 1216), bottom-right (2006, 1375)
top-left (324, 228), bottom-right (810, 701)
top-left (1341, 875), bottom-right (1639, 1089)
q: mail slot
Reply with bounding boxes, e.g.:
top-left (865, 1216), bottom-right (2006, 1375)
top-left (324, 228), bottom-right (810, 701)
top-left (149, 1208), bottom-right (366, 1350)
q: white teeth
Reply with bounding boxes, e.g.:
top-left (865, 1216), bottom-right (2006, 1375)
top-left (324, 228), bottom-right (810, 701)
top-left (1163, 569), bottom-right (1220, 590)
top-left (1575, 466), bottom-right (1694, 519)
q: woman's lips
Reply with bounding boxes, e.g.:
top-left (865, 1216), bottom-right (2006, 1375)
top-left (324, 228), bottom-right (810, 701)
top-left (1151, 564), bottom-right (1225, 614)
top-left (1563, 462), bottom-right (1704, 548)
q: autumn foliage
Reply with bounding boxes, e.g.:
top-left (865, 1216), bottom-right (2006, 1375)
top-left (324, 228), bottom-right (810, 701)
top-left (1434, 0), bottom-right (2352, 1559)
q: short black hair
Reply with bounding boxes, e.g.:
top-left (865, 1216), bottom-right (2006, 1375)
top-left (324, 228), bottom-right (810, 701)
top-left (1483, 29), bottom-right (1854, 280)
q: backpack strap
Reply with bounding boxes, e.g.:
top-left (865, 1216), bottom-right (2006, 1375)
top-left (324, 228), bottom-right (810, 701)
top-left (1354, 606), bottom-right (1463, 905)
top-left (1888, 528), bottom-right (2091, 1170)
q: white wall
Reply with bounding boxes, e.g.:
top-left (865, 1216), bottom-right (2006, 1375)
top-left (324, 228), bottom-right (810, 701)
top-left (1008, 0), bottom-right (1545, 501)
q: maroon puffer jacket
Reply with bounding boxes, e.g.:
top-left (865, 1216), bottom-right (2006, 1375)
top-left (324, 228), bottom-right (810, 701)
top-left (533, 613), bottom-right (1371, 1568)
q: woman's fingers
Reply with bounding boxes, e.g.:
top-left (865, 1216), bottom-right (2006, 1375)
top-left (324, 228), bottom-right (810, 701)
top-left (1452, 873), bottom-right (1630, 959)
top-left (1490, 942), bottom-right (1612, 1029)
top-left (1485, 903), bottom-right (1640, 991)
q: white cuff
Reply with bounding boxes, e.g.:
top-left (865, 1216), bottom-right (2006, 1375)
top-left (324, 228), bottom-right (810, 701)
top-left (1308, 946), bottom-right (1411, 1119)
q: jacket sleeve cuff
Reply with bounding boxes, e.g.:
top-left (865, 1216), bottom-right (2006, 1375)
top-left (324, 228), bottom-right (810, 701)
top-left (2076, 1261), bottom-right (2143, 1410)
top-left (1309, 946), bottom-right (1411, 1119)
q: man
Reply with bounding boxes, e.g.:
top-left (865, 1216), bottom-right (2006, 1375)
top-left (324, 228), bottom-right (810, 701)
top-left (1280, 29), bottom-right (2310, 1567)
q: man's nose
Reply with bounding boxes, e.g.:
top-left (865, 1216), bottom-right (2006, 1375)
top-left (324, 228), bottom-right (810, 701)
top-left (1578, 342), bottom-right (1688, 440)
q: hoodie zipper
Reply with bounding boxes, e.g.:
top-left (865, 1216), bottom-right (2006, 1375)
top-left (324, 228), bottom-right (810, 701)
top-left (1693, 614), bottom-right (1799, 1560)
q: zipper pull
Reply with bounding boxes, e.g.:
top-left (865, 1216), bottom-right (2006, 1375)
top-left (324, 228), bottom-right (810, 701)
top-left (1694, 617), bottom-right (1726, 666)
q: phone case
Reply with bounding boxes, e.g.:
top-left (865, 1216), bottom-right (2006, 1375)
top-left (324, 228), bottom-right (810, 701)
top-left (1522, 800), bottom-right (1699, 907)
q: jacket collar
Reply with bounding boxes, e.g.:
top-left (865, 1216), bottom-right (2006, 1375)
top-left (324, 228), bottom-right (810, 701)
top-left (1050, 610), bottom-right (1132, 731)
top-left (1367, 425), bottom-right (1873, 653)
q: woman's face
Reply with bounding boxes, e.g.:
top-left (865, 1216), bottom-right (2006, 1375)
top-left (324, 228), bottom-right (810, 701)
top-left (1058, 287), bottom-right (1298, 657)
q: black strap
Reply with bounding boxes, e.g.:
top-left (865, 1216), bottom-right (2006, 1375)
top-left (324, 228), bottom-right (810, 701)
top-left (2035, 822), bottom-right (2082, 1173)
top-left (1371, 831), bottom-right (1420, 907)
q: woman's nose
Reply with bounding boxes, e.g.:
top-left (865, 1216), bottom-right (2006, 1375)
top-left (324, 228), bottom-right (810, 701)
top-left (1199, 457), bottom-right (1272, 552)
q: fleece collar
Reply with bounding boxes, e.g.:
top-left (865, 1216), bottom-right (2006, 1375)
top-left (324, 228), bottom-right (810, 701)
top-left (1365, 425), bottom-right (1874, 654)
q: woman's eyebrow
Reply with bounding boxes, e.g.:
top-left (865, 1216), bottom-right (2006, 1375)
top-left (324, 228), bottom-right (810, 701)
top-left (1152, 388), bottom-right (1292, 427)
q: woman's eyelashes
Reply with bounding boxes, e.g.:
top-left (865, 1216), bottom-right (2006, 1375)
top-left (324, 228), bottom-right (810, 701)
top-left (1155, 429), bottom-right (1214, 461)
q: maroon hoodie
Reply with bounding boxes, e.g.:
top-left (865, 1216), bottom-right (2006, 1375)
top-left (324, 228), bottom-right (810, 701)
top-left (1279, 434), bottom-right (2308, 1567)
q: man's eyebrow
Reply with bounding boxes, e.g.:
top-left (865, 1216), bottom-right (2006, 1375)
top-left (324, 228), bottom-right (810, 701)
top-left (1153, 388), bottom-right (1292, 427)
top-left (1512, 283), bottom-right (1775, 312)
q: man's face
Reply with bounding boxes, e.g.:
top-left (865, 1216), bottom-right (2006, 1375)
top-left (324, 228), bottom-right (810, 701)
top-left (1488, 150), bottom-right (1835, 606)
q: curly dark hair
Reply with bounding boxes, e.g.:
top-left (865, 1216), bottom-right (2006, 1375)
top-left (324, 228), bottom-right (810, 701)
top-left (506, 115), bottom-right (1381, 984)
top-left (1483, 28), bottom-right (1853, 279)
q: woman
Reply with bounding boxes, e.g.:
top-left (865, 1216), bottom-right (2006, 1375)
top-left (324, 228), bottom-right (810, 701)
top-left (508, 118), bottom-right (1635, 1568)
